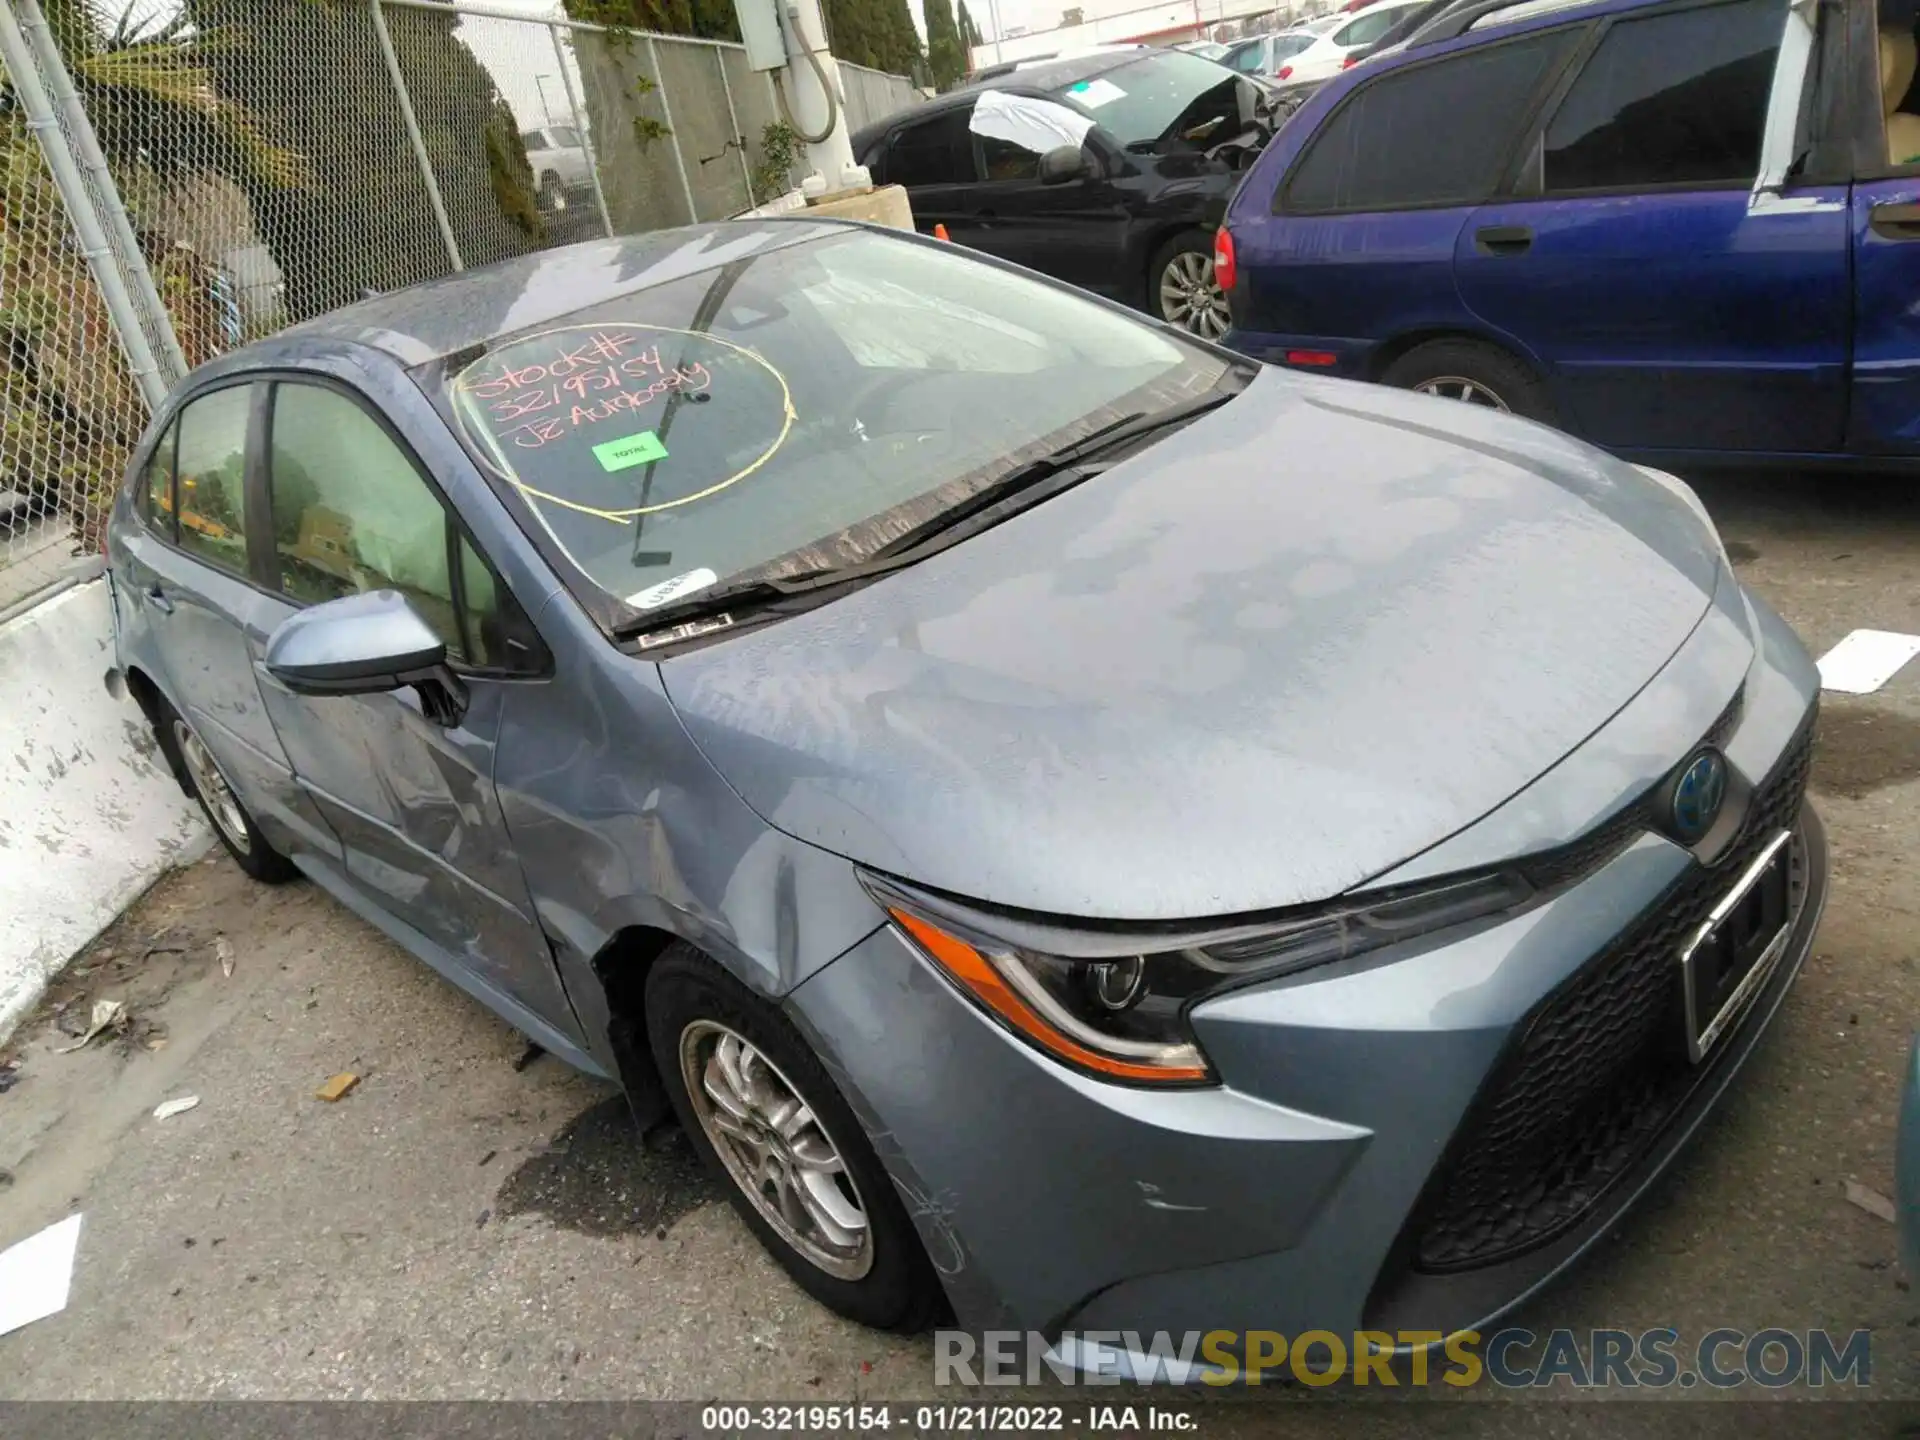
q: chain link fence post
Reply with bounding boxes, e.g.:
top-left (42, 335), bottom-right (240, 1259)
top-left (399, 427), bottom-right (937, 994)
top-left (714, 45), bottom-right (754, 207)
top-left (0, 0), bottom-right (168, 412)
top-left (371, 0), bottom-right (464, 272)
top-left (647, 35), bottom-right (699, 224)
top-left (15, 0), bottom-right (190, 387)
top-left (550, 21), bottom-right (613, 238)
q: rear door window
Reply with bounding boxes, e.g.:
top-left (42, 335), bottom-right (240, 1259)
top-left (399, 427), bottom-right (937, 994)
top-left (172, 384), bottom-right (253, 577)
top-left (1284, 30), bottom-right (1572, 213)
top-left (1540, 0), bottom-right (1786, 192)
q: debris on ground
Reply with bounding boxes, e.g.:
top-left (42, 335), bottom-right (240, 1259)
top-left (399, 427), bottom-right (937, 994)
top-left (0, 1059), bottom-right (21, 1095)
top-left (511, 1041), bottom-right (545, 1073)
top-left (152, 1096), bottom-right (201, 1121)
top-left (0, 1214), bottom-right (82, 1339)
top-left (215, 935), bottom-right (235, 979)
top-left (1843, 1180), bottom-right (1898, 1224)
top-left (315, 1072), bottom-right (361, 1103)
top-left (52, 1000), bottom-right (127, 1054)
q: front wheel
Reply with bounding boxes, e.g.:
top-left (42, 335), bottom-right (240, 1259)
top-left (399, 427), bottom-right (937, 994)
top-left (1149, 232), bottom-right (1231, 341)
top-left (645, 946), bottom-right (942, 1330)
top-left (153, 697), bottom-right (298, 884)
top-left (1379, 338), bottom-right (1557, 426)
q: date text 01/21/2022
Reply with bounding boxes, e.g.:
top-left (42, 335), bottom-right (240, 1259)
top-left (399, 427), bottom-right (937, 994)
top-left (697, 1406), bottom-right (1197, 1432)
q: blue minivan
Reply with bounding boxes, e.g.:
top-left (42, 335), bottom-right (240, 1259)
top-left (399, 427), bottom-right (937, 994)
top-left (1220, 0), bottom-right (1920, 465)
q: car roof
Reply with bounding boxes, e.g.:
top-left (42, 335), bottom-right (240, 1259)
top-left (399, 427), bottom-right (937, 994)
top-left (1402, 0), bottom-right (1647, 46)
top-left (215, 221), bottom-right (853, 372)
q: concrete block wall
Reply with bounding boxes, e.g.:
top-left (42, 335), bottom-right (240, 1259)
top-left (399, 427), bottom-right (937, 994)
top-left (0, 580), bottom-right (208, 1043)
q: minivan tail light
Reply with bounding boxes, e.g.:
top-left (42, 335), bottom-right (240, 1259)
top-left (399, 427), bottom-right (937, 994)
top-left (1343, 53), bottom-right (1359, 68)
top-left (1276, 63), bottom-right (1293, 79)
top-left (1213, 227), bottom-right (1237, 292)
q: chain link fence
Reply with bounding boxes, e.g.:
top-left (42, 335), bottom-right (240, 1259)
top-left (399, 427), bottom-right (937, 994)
top-left (0, 0), bottom-right (921, 611)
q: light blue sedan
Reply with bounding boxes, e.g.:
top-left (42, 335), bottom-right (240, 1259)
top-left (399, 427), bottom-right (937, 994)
top-left (106, 219), bottom-right (1829, 1368)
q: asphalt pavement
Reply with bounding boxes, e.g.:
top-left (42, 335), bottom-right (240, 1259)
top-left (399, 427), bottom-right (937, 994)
top-left (0, 468), bottom-right (1915, 1424)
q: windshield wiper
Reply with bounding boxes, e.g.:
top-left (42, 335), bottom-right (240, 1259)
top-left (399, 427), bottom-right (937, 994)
top-left (616, 386), bottom-right (1245, 645)
top-left (611, 565), bottom-right (861, 640)
top-left (868, 388), bottom-right (1243, 563)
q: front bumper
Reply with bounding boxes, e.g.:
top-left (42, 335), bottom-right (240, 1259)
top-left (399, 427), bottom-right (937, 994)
top-left (785, 595), bottom-right (1828, 1362)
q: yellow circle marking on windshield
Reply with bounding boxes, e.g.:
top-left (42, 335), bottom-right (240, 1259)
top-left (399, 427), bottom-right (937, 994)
top-left (452, 322), bottom-right (794, 525)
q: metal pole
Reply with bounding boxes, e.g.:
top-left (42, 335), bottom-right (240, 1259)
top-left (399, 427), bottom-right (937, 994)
top-left (371, 0), bottom-right (463, 271)
top-left (550, 23), bottom-right (614, 237)
top-left (648, 36), bottom-right (700, 224)
top-left (0, 0), bottom-right (169, 410)
top-left (15, 0), bottom-right (189, 386)
top-left (714, 47), bottom-right (755, 207)
top-left (985, 0), bottom-right (1004, 61)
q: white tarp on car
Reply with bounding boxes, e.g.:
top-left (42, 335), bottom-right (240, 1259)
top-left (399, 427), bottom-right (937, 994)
top-left (968, 89), bottom-right (1095, 155)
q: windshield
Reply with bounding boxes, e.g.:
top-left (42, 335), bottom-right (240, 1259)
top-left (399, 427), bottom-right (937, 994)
top-left (1048, 50), bottom-right (1251, 149)
top-left (428, 230), bottom-right (1231, 628)
top-left (1225, 38), bottom-right (1269, 73)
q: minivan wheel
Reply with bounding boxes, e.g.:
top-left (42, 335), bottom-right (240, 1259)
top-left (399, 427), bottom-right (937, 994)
top-left (1381, 338), bottom-right (1556, 425)
top-left (153, 697), bottom-right (298, 883)
top-left (539, 173), bottom-right (568, 214)
top-left (1149, 232), bottom-right (1230, 340)
top-left (645, 945), bottom-right (942, 1331)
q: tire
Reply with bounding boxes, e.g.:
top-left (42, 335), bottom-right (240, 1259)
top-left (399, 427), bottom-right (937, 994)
top-left (1148, 230), bottom-right (1231, 341)
top-left (1379, 338), bottom-right (1557, 426)
top-left (538, 172), bottom-right (568, 214)
top-left (645, 945), bottom-right (942, 1331)
top-left (152, 695), bottom-right (298, 884)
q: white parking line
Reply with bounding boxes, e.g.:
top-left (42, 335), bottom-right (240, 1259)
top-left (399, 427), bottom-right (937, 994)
top-left (1816, 629), bottom-right (1920, 695)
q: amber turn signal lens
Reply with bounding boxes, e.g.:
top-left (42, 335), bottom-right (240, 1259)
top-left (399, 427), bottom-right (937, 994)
top-left (888, 909), bottom-right (1212, 1085)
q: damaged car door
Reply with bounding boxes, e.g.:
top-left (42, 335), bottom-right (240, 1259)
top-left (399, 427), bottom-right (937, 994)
top-left (242, 376), bottom-right (585, 1054)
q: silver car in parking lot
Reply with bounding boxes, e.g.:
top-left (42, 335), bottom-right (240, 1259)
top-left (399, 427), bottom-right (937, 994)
top-left (105, 219), bottom-right (1828, 1367)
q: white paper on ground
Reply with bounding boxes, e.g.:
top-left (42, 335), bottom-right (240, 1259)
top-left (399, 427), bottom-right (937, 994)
top-left (0, 1213), bottom-right (82, 1338)
top-left (1815, 629), bottom-right (1920, 695)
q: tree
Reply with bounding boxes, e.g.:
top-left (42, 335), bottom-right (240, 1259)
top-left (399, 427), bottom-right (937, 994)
top-left (185, 0), bottom-right (543, 320)
top-left (565, 0), bottom-right (738, 42)
top-left (922, 0), bottom-right (966, 88)
top-left (958, 0), bottom-right (985, 49)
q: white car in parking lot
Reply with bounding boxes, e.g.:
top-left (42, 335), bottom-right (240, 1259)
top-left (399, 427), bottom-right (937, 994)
top-left (1275, 0), bottom-right (1431, 83)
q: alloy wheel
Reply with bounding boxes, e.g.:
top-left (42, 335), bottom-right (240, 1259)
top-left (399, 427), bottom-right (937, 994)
top-left (172, 718), bottom-right (250, 855)
top-left (1413, 376), bottom-right (1510, 412)
top-left (1159, 251), bottom-right (1230, 340)
top-left (679, 1020), bottom-right (873, 1279)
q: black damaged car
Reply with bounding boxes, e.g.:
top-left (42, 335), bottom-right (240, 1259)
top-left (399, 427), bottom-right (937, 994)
top-left (852, 48), bottom-right (1278, 340)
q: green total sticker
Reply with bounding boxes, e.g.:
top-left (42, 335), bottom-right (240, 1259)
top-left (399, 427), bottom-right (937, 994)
top-left (593, 429), bottom-right (669, 472)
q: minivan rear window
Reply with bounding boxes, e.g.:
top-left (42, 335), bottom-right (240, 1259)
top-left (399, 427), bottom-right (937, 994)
top-left (1541, 0), bottom-right (1785, 192)
top-left (1283, 31), bottom-right (1569, 213)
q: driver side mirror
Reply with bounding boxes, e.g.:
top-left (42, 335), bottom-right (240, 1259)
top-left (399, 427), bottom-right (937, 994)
top-left (1038, 144), bottom-right (1089, 185)
top-left (265, 590), bottom-right (467, 726)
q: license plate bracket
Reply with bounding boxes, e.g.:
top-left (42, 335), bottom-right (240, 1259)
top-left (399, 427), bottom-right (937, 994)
top-left (1679, 830), bottom-right (1795, 1063)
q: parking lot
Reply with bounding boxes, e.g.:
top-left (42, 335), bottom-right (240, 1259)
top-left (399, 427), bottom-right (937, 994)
top-left (0, 466), bottom-right (1916, 1415)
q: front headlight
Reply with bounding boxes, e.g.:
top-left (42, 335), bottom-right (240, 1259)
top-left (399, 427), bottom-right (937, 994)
top-left (871, 869), bottom-right (1533, 1088)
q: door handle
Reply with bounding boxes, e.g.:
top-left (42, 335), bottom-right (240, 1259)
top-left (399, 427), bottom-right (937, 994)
top-left (1474, 225), bottom-right (1533, 255)
top-left (1869, 200), bottom-right (1920, 238)
top-left (142, 583), bottom-right (174, 615)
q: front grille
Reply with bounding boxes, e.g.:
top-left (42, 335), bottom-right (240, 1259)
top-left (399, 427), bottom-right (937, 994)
top-left (1408, 706), bottom-right (1814, 1273)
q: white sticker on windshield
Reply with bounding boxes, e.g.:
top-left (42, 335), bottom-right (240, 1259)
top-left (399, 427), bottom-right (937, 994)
top-left (1065, 77), bottom-right (1126, 109)
top-left (626, 567), bottom-right (718, 610)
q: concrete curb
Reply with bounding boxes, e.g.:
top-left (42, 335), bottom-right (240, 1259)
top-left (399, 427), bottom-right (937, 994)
top-left (0, 579), bottom-right (210, 1046)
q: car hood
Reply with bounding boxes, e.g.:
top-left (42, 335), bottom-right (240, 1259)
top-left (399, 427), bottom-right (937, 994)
top-left (662, 369), bottom-right (1722, 920)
